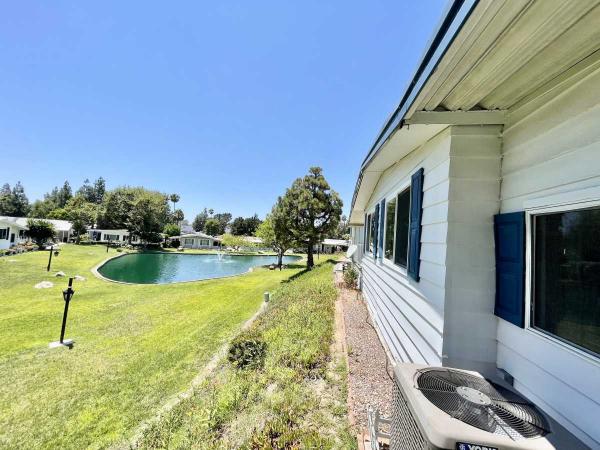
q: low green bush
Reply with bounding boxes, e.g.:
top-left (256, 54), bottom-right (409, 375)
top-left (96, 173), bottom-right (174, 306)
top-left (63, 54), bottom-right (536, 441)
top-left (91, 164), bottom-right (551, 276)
top-left (228, 334), bottom-right (267, 370)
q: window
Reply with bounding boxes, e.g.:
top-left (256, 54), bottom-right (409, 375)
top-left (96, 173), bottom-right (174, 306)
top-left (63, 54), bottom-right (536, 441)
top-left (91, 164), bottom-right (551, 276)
top-left (394, 188), bottom-right (411, 268)
top-left (0, 228), bottom-right (7, 240)
top-left (532, 207), bottom-right (600, 356)
top-left (366, 214), bottom-right (372, 253)
top-left (384, 198), bottom-right (396, 259)
top-left (104, 234), bottom-right (119, 241)
top-left (19, 230), bottom-right (25, 238)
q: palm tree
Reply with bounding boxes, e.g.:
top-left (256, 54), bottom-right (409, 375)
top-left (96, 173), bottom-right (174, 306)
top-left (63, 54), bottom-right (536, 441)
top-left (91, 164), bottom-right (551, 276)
top-left (169, 194), bottom-right (180, 212)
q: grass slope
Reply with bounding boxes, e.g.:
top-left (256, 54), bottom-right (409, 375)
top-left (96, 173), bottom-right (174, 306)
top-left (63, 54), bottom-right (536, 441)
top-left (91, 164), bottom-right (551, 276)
top-left (138, 260), bottom-right (355, 450)
top-left (0, 245), bottom-right (301, 449)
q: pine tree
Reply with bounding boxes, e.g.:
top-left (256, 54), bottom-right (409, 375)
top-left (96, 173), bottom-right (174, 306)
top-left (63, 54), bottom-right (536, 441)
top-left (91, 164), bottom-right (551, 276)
top-left (280, 167), bottom-right (343, 268)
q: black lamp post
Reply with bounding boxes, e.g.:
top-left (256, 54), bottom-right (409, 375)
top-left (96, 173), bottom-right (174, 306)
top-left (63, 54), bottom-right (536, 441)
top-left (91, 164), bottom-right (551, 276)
top-left (49, 277), bottom-right (75, 349)
top-left (46, 245), bottom-right (60, 272)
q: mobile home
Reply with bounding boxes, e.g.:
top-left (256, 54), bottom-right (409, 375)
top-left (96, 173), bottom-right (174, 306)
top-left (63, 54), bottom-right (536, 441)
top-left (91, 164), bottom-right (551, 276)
top-left (349, 1), bottom-right (600, 447)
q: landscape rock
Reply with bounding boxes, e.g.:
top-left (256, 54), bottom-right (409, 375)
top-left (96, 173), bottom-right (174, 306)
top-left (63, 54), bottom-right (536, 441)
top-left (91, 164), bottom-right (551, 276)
top-left (55, 271), bottom-right (66, 277)
top-left (74, 275), bottom-right (86, 281)
top-left (35, 281), bottom-right (54, 289)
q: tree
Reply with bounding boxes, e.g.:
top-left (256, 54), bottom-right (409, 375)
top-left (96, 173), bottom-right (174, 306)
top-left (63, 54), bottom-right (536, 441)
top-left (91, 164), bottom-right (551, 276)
top-left (231, 214), bottom-right (262, 236)
top-left (11, 182), bottom-right (30, 216)
top-left (47, 208), bottom-right (70, 220)
top-left (97, 186), bottom-right (169, 244)
top-left (0, 183), bottom-right (13, 215)
top-left (334, 215), bottom-right (350, 240)
top-left (169, 193), bottom-right (180, 212)
top-left (163, 223), bottom-right (180, 237)
top-left (77, 177), bottom-right (106, 204)
top-left (56, 181), bottom-right (72, 208)
top-left (281, 167), bottom-right (343, 268)
top-left (192, 208), bottom-right (209, 232)
top-left (245, 214), bottom-right (262, 235)
top-left (127, 190), bottom-right (170, 244)
top-left (29, 199), bottom-right (57, 218)
top-left (204, 218), bottom-right (221, 237)
top-left (93, 177), bottom-right (106, 204)
top-left (256, 203), bottom-right (294, 268)
top-left (64, 196), bottom-right (97, 243)
top-left (25, 219), bottom-right (56, 246)
top-left (97, 187), bottom-right (137, 229)
top-left (230, 217), bottom-right (246, 235)
top-left (172, 208), bottom-right (184, 224)
top-left (221, 233), bottom-right (248, 251)
top-left (0, 182), bottom-right (30, 216)
top-left (212, 212), bottom-right (232, 235)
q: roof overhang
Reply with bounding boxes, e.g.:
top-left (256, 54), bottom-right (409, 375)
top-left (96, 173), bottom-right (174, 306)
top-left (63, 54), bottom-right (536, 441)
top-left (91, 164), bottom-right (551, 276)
top-left (350, 0), bottom-right (600, 225)
top-left (349, 123), bottom-right (447, 224)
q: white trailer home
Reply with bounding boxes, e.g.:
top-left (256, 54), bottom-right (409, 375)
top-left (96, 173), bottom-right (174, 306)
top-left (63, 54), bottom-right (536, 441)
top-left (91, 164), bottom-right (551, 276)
top-left (0, 217), bottom-right (27, 250)
top-left (348, 1), bottom-right (600, 447)
top-left (178, 232), bottom-right (220, 249)
top-left (87, 229), bottom-right (138, 244)
top-left (0, 216), bottom-right (73, 248)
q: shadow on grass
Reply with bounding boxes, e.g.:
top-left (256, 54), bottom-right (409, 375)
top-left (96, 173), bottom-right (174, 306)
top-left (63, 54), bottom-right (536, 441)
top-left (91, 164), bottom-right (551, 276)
top-left (281, 259), bottom-right (337, 283)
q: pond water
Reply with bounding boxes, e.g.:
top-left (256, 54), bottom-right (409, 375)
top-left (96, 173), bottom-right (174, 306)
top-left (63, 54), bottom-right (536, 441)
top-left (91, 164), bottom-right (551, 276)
top-left (97, 252), bottom-right (302, 284)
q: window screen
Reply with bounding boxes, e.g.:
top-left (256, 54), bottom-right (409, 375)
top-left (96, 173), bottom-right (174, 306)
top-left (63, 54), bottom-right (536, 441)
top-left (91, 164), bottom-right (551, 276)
top-left (533, 207), bottom-right (600, 356)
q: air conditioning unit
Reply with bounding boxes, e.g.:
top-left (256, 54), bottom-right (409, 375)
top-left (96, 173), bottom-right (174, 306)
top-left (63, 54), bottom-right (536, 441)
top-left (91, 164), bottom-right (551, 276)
top-left (389, 364), bottom-right (564, 450)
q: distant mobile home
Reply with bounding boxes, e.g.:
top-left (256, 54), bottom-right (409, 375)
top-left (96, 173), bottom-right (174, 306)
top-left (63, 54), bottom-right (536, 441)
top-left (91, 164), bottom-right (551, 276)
top-left (0, 216), bottom-right (73, 249)
top-left (348, 1), bottom-right (600, 447)
top-left (178, 232), bottom-right (220, 249)
top-left (87, 229), bottom-right (138, 244)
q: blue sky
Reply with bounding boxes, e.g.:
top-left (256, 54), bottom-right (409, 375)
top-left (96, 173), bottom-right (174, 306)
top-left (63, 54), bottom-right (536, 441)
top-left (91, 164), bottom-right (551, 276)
top-left (0, 1), bottom-right (446, 220)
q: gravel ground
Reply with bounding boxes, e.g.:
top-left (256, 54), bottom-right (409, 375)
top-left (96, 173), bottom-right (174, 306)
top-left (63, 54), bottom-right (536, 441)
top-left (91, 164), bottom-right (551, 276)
top-left (336, 272), bottom-right (393, 431)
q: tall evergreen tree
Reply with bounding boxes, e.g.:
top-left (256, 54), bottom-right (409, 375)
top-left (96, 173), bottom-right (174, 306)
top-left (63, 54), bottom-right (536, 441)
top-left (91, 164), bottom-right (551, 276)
top-left (56, 181), bottom-right (72, 208)
top-left (0, 183), bottom-right (12, 215)
top-left (0, 182), bottom-right (30, 216)
top-left (280, 167), bottom-right (343, 268)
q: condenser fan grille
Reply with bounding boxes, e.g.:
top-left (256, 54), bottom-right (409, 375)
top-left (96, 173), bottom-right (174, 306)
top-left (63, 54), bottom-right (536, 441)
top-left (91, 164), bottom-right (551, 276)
top-left (416, 368), bottom-right (550, 440)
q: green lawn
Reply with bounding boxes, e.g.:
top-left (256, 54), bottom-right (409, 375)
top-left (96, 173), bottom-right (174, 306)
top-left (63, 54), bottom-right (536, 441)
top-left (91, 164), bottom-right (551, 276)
top-left (139, 260), bottom-right (355, 450)
top-left (0, 244), bottom-right (303, 449)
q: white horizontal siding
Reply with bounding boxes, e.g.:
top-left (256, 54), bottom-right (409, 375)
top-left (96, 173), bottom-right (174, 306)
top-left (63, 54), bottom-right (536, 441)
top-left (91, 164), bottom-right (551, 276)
top-left (498, 62), bottom-right (600, 447)
top-left (442, 126), bottom-right (502, 374)
top-left (360, 128), bottom-right (450, 367)
top-left (362, 258), bottom-right (443, 365)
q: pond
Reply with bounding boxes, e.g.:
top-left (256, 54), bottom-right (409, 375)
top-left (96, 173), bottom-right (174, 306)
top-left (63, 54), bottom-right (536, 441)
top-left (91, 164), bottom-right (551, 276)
top-left (97, 252), bottom-right (302, 284)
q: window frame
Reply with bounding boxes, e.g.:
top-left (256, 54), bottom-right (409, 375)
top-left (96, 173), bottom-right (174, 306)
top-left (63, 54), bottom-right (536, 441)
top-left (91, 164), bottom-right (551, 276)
top-left (525, 198), bottom-right (600, 364)
top-left (366, 212), bottom-right (374, 254)
top-left (380, 179), bottom-right (412, 274)
top-left (383, 197), bottom-right (397, 261)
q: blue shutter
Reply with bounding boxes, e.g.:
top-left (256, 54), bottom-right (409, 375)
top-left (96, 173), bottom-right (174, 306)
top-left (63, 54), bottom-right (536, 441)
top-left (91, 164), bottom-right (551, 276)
top-left (372, 204), bottom-right (379, 258)
top-left (378, 199), bottom-right (385, 258)
top-left (494, 212), bottom-right (525, 328)
top-left (407, 168), bottom-right (424, 281)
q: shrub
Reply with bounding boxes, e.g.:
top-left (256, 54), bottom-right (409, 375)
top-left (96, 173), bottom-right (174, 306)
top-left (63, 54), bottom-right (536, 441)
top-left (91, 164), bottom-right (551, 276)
top-left (227, 334), bottom-right (267, 370)
top-left (343, 265), bottom-right (358, 289)
top-left (25, 219), bottom-right (56, 247)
